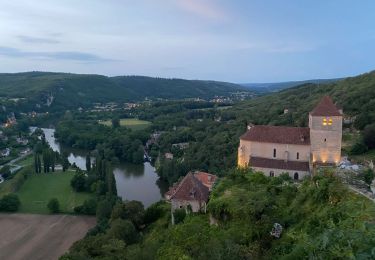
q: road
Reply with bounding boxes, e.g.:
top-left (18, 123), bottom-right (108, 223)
top-left (0, 213), bottom-right (96, 260)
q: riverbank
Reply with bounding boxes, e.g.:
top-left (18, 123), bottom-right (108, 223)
top-left (0, 213), bottom-right (96, 260)
top-left (39, 127), bottom-right (167, 207)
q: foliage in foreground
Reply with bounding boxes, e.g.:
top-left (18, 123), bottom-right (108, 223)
top-left (61, 169), bottom-right (375, 259)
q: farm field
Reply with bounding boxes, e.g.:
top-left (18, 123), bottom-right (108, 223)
top-left (99, 118), bottom-right (151, 130)
top-left (0, 213), bottom-right (95, 260)
top-left (16, 171), bottom-right (92, 214)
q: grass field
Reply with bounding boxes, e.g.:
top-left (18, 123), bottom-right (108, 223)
top-left (99, 118), bottom-right (151, 130)
top-left (16, 171), bottom-right (92, 214)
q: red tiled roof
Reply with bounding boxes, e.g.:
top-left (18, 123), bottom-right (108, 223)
top-left (240, 125), bottom-right (310, 145)
top-left (250, 157), bottom-right (310, 172)
top-left (310, 96), bottom-right (342, 116)
top-left (194, 172), bottom-right (217, 190)
top-left (169, 173), bottom-right (209, 202)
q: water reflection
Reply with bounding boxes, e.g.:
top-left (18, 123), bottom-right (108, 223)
top-left (114, 162), bottom-right (168, 207)
top-left (32, 127), bottom-right (167, 207)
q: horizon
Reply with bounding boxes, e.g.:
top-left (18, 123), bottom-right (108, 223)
top-left (0, 69), bottom-right (361, 84)
top-left (1, 1), bottom-right (375, 82)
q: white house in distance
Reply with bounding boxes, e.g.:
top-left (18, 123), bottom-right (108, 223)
top-left (238, 96), bottom-right (343, 180)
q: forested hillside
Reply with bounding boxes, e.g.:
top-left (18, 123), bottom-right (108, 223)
top-left (0, 72), bottom-right (248, 111)
top-left (235, 70), bottom-right (375, 129)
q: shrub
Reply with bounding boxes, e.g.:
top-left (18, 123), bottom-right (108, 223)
top-left (107, 219), bottom-right (139, 244)
top-left (350, 141), bottom-right (368, 155)
top-left (74, 198), bottom-right (97, 215)
top-left (173, 209), bottom-right (186, 224)
top-left (71, 173), bottom-right (87, 192)
top-left (0, 194), bottom-right (21, 212)
top-left (363, 124), bottom-right (375, 149)
top-left (47, 198), bottom-right (60, 213)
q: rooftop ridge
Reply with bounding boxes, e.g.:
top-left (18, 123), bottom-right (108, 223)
top-left (310, 96), bottom-right (342, 116)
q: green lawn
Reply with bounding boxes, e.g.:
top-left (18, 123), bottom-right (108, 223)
top-left (16, 171), bottom-right (92, 214)
top-left (99, 118), bottom-right (151, 130)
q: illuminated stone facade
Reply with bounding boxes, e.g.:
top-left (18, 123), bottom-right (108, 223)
top-left (238, 96), bottom-right (342, 178)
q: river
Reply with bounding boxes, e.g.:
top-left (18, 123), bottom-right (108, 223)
top-left (33, 128), bottom-right (167, 207)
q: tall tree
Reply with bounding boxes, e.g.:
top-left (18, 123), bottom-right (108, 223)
top-left (86, 153), bottom-right (91, 172)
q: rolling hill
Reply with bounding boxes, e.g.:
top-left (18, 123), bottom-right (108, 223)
top-left (0, 72), bottom-right (249, 111)
top-left (235, 70), bottom-right (375, 130)
top-left (241, 78), bottom-right (342, 93)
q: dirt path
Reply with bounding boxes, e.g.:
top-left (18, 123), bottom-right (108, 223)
top-left (0, 213), bottom-right (96, 260)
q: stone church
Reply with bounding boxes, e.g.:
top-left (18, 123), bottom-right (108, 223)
top-left (238, 96), bottom-right (343, 180)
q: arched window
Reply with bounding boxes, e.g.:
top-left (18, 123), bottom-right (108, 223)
top-left (273, 149), bottom-right (276, 158)
top-left (269, 171), bottom-right (274, 177)
top-left (294, 172), bottom-right (299, 180)
top-left (296, 152), bottom-right (299, 160)
top-left (324, 138), bottom-right (327, 142)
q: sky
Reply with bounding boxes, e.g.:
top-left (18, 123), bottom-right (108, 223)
top-left (0, 0), bottom-right (375, 82)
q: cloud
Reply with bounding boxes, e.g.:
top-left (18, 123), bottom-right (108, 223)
top-left (17, 35), bottom-right (60, 44)
top-left (174, 0), bottom-right (227, 20)
top-left (0, 46), bottom-right (114, 62)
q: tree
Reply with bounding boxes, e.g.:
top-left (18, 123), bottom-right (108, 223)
top-left (363, 123), bottom-right (375, 149)
top-left (34, 153), bottom-right (38, 173)
top-left (86, 153), bottom-right (91, 171)
top-left (71, 172), bottom-right (87, 192)
top-left (110, 201), bottom-right (145, 228)
top-left (47, 198), bottom-right (60, 213)
top-left (0, 165), bottom-right (11, 179)
top-left (107, 219), bottom-right (139, 244)
top-left (61, 152), bottom-right (70, 172)
top-left (362, 169), bottom-right (374, 186)
top-left (0, 194), bottom-right (21, 212)
top-left (112, 117), bottom-right (120, 128)
top-left (96, 200), bottom-right (113, 221)
top-left (37, 154), bottom-right (42, 173)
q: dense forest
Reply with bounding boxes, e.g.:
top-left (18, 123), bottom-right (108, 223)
top-left (0, 72), bottom-right (249, 112)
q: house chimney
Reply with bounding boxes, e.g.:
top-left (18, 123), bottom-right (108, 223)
top-left (247, 123), bottom-right (254, 131)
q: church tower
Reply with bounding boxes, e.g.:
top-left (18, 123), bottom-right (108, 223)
top-left (309, 96), bottom-right (343, 165)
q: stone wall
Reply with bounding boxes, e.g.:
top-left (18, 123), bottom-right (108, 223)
top-left (251, 166), bottom-right (310, 180)
top-left (309, 115), bottom-right (342, 164)
top-left (238, 140), bottom-right (310, 167)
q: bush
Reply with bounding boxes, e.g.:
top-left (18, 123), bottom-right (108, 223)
top-left (363, 124), bottom-right (375, 149)
top-left (96, 200), bottom-right (113, 221)
top-left (173, 209), bottom-right (186, 224)
top-left (71, 172), bottom-right (87, 192)
top-left (350, 141), bottom-right (368, 155)
top-left (107, 219), bottom-right (139, 245)
top-left (74, 198), bottom-right (97, 215)
top-left (361, 169), bottom-right (374, 186)
top-left (47, 198), bottom-right (60, 213)
top-left (144, 203), bottom-right (164, 225)
top-left (0, 194), bottom-right (21, 212)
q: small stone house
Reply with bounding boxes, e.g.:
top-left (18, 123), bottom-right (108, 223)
top-left (166, 172), bottom-right (217, 213)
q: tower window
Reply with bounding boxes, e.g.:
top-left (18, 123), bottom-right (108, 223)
top-left (269, 171), bottom-right (274, 177)
top-left (322, 117), bottom-right (333, 126)
top-left (273, 149), bottom-right (276, 158)
top-left (297, 152), bottom-right (299, 160)
top-left (324, 138), bottom-right (327, 142)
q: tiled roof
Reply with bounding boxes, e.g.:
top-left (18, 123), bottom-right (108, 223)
top-left (240, 125), bottom-right (310, 145)
top-left (250, 157), bottom-right (310, 172)
top-left (169, 173), bottom-right (209, 202)
top-left (310, 96), bottom-right (342, 116)
top-left (194, 172), bottom-right (217, 191)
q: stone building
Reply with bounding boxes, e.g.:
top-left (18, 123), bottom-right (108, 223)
top-left (166, 172), bottom-right (217, 214)
top-left (238, 96), bottom-right (342, 179)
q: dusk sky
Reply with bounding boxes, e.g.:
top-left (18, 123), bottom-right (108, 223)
top-left (1, 0), bottom-right (375, 82)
